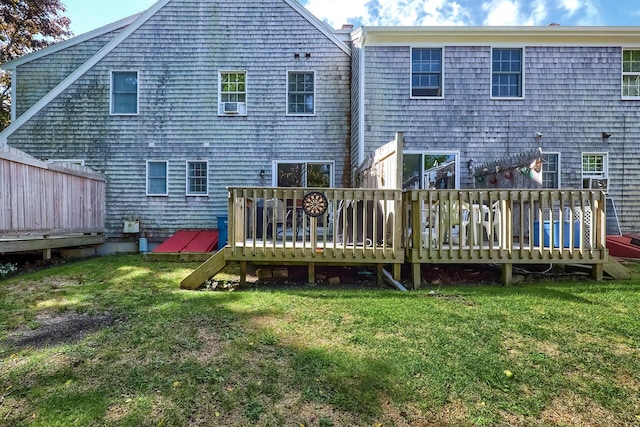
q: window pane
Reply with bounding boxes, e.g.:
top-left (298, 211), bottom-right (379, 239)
top-left (411, 48), bottom-right (442, 97)
top-left (287, 72), bottom-right (314, 114)
top-left (542, 153), bottom-right (559, 189)
top-left (112, 71), bottom-right (138, 114)
top-left (220, 72), bottom-right (246, 103)
top-left (277, 163), bottom-right (303, 187)
top-left (492, 49), bottom-right (523, 98)
top-left (188, 162), bottom-right (207, 194)
top-left (147, 162), bottom-right (167, 195)
top-left (307, 163), bottom-right (331, 187)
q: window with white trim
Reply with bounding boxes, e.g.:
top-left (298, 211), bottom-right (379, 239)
top-left (581, 152), bottom-right (609, 191)
top-left (411, 48), bottom-right (443, 97)
top-left (402, 152), bottom-right (459, 190)
top-left (287, 71), bottom-right (315, 115)
top-left (491, 48), bottom-right (523, 98)
top-left (622, 49), bottom-right (640, 98)
top-left (111, 71), bottom-right (138, 114)
top-left (541, 153), bottom-right (560, 189)
top-left (147, 161), bottom-right (168, 196)
top-left (186, 161), bottom-right (208, 195)
top-left (275, 162), bottom-right (332, 187)
top-left (219, 71), bottom-right (247, 115)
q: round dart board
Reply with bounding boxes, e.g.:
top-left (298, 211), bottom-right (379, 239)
top-left (302, 191), bottom-right (328, 218)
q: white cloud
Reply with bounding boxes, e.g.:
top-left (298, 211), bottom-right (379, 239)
top-left (303, 0), bottom-right (367, 28)
top-left (559, 0), bottom-right (581, 15)
top-left (482, 0), bottom-right (531, 25)
top-left (303, 0), bottom-right (471, 28)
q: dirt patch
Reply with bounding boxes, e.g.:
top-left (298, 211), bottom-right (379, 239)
top-left (540, 390), bottom-right (619, 426)
top-left (4, 311), bottom-right (117, 350)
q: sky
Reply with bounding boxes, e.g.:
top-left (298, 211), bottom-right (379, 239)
top-left (63, 0), bottom-right (640, 36)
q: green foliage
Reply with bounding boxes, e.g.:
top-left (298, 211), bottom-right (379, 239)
top-left (0, 0), bottom-right (71, 129)
top-left (0, 262), bottom-right (16, 278)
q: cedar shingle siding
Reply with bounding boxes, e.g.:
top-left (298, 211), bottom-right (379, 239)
top-left (356, 44), bottom-right (640, 233)
top-left (6, 0), bottom-right (351, 240)
top-left (5, 3), bottom-right (640, 239)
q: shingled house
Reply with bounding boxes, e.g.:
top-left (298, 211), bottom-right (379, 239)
top-left (351, 26), bottom-right (640, 233)
top-left (0, 0), bottom-right (352, 250)
top-left (2, 0), bottom-right (640, 250)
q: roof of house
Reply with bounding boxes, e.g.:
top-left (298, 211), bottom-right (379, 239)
top-left (354, 25), bottom-right (640, 46)
top-left (0, 0), bottom-right (351, 145)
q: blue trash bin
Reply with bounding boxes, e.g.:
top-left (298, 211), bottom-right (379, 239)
top-left (533, 220), bottom-right (581, 248)
top-left (217, 214), bottom-right (228, 248)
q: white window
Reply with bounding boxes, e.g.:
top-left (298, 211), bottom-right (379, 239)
top-left (111, 71), bottom-right (138, 115)
top-left (219, 71), bottom-right (247, 115)
top-left (403, 152), bottom-right (459, 190)
top-left (541, 152), bottom-right (561, 189)
top-left (147, 160), bottom-right (168, 196)
top-left (274, 161), bottom-right (333, 187)
top-left (186, 161), bottom-right (208, 195)
top-left (491, 48), bottom-right (523, 98)
top-left (287, 71), bottom-right (315, 115)
top-left (411, 47), bottom-right (443, 98)
top-left (582, 152), bottom-right (609, 191)
top-left (622, 49), bottom-right (640, 98)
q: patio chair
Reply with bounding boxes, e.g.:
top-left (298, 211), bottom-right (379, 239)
top-left (437, 200), bottom-right (471, 246)
top-left (265, 198), bottom-right (293, 239)
top-left (481, 201), bottom-right (503, 247)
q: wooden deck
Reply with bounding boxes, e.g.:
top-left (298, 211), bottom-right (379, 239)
top-left (182, 187), bottom-right (609, 289)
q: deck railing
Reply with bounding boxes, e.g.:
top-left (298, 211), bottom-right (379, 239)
top-left (404, 189), bottom-right (607, 264)
top-left (227, 187), bottom-right (404, 264)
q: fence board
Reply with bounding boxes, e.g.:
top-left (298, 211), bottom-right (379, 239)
top-left (0, 146), bottom-right (105, 236)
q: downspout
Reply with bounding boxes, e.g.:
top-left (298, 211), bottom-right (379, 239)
top-left (358, 28), bottom-right (367, 169)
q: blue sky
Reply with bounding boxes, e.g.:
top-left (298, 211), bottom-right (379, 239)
top-left (64, 0), bottom-right (640, 36)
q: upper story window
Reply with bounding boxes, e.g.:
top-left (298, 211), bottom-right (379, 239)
top-left (541, 153), bottom-right (560, 189)
top-left (219, 71), bottom-right (247, 115)
top-left (287, 71), bottom-right (315, 115)
top-left (582, 152), bottom-right (609, 192)
top-left (411, 48), bottom-right (443, 98)
top-left (147, 160), bottom-right (168, 196)
top-left (622, 49), bottom-right (640, 98)
top-left (186, 161), bottom-right (208, 196)
top-left (491, 48), bottom-right (523, 98)
top-left (111, 71), bottom-right (138, 115)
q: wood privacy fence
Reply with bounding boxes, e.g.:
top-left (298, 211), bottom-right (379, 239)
top-left (0, 145), bottom-right (105, 235)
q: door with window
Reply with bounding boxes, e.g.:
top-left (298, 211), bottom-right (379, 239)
top-left (403, 152), bottom-right (459, 190)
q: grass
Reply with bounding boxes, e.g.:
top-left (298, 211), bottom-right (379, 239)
top-left (0, 255), bottom-right (639, 426)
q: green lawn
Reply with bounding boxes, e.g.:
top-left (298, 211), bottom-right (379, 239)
top-left (1, 255), bottom-right (639, 426)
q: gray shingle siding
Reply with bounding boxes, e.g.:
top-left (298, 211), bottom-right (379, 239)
top-left (361, 44), bottom-right (640, 233)
top-left (14, 32), bottom-right (120, 117)
top-left (8, 0), bottom-right (351, 240)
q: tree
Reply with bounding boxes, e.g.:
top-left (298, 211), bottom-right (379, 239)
top-left (1, 0), bottom-right (71, 129)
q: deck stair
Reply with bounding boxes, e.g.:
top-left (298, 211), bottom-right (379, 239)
top-left (180, 248), bottom-right (228, 290)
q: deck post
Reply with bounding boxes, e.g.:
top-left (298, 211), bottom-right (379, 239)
top-left (412, 263), bottom-right (421, 290)
top-left (393, 263), bottom-right (401, 281)
top-left (43, 248), bottom-right (51, 260)
top-left (591, 263), bottom-right (604, 281)
top-left (240, 261), bottom-right (247, 286)
top-left (501, 263), bottom-right (513, 285)
top-left (376, 264), bottom-right (383, 286)
top-left (308, 262), bottom-right (315, 284)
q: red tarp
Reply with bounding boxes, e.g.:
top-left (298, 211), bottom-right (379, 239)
top-left (606, 235), bottom-right (640, 259)
top-left (153, 230), bottom-right (219, 253)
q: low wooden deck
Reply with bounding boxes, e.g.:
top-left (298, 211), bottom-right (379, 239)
top-left (182, 187), bottom-right (609, 289)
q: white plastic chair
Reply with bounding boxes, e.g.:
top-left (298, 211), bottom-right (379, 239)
top-left (481, 201), bottom-right (502, 247)
top-left (265, 199), bottom-right (292, 239)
